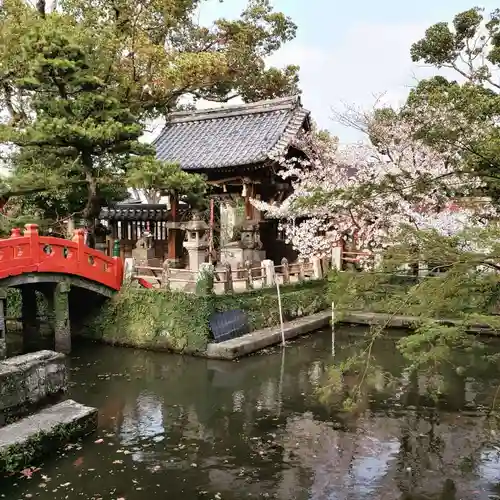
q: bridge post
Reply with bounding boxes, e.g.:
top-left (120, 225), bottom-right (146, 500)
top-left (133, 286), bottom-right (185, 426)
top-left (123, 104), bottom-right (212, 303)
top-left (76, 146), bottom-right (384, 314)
top-left (0, 288), bottom-right (7, 359)
top-left (22, 286), bottom-right (39, 352)
top-left (54, 282), bottom-right (71, 354)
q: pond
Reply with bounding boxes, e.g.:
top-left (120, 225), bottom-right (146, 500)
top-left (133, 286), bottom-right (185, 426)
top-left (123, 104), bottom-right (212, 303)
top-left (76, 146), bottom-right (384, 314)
top-left (3, 327), bottom-right (500, 499)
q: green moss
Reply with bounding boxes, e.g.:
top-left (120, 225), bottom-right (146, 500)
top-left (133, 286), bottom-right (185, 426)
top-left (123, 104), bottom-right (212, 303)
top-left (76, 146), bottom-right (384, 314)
top-left (87, 280), bottom-right (328, 353)
top-left (0, 411), bottom-right (97, 475)
top-left (327, 269), bottom-right (500, 319)
top-left (6, 289), bottom-right (48, 319)
top-left (86, 285), bottom-right (214, 353)
top-left (214, 280), bottom-right (328, 331)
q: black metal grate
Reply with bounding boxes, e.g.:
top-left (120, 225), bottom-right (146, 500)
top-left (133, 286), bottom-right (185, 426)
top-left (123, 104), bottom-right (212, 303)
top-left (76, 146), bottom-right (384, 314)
top-left (209, 309), bottom-right (250, 343)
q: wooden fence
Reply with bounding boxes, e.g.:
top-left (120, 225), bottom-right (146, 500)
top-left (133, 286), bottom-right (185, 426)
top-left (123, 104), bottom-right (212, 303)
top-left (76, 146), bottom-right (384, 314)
top-left (129, 257), bottom-right (323, 294)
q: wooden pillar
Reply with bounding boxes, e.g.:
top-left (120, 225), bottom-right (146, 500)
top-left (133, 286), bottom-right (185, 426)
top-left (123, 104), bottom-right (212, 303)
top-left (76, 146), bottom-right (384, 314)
top-left (22, 286), bottom-right (39, 352)
top-left (243, 183), bottom-right (254, 220)
top-left (167, 192), bottom-right (180, 264)
top-left (0, 288), bottom-right (7, 359)
top-left (54, 282), bottom-right (71, 354)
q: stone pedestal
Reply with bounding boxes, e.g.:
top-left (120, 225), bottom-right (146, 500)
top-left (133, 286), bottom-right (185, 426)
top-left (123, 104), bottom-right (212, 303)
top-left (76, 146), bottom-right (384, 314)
top-left (132, 232), bottom-right (155, 265)
top-left (54, 282), bottom-right (71, 354)
top-left (311, 257), bottom-right (323, 279)
top-left (220, 241), bottom-right (265, 271)
top-left (219, 220), bottom-right (265, 271)
top-left (22, 286), bottom-right (39, 353)
top-left (183, 216), bottom-right (209, 271)
top-left (219, 241), bottom-right (245, 270)
top-left (261, 259), bottom-right (275, 286)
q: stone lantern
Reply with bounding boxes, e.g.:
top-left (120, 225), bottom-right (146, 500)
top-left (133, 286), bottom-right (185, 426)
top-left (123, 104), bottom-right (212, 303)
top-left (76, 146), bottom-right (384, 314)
top-left (183, 214), bottom-right (209, 271)
top-left (219, 220), bottom-right (265, 270)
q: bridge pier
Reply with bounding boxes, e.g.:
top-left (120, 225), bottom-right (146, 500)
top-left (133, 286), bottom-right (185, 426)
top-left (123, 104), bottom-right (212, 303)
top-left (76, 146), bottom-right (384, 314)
top-left (54, 282), bottom-right (71, 354)
top-left (0, 288), bottom-right (6, 359)
top-left (22, 286), bottom-right (39, 352)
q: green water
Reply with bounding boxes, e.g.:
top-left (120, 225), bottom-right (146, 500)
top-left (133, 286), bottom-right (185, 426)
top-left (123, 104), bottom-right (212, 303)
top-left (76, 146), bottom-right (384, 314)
top-left (2, 327), bottom-right (500, 499)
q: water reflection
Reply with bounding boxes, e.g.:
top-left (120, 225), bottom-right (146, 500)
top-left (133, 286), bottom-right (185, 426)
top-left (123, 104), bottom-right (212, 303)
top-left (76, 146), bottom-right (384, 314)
top-left (3, 327), bottom-right (500, 499)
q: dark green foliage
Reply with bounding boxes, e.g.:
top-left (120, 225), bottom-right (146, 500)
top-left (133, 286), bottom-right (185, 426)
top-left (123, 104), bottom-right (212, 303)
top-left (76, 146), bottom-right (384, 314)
top-left (5, 289), bottom-right (48, 319)
top-left (87, 280), bottom-right (328, 353)
top-left (404, 7), bottom-right (500, 201)
top-left (214, 280), bottom-right (328, 331)
top-left (3, 20), bottom-right (153, 226)
top-left (329, 269), bottom-right (500, 319)
top-left (86, 285), bottom-right (215, 353)
top-left (322, 223), bottom-right (500, 411)
top-left (0, 0), bottom-right (301, 228)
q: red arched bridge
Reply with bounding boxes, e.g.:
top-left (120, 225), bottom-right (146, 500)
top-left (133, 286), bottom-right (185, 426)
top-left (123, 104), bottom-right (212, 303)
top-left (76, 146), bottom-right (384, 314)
top-left (0, 224), bottom-right (123, 357)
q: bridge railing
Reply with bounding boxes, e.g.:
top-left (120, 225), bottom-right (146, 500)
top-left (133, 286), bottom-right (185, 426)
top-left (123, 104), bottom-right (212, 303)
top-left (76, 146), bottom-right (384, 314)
top-left (0, 224), bottom-right (123, 290)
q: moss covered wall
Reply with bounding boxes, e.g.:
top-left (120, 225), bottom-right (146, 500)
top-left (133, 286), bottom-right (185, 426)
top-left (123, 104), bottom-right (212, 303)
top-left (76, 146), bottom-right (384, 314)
top-left (5, 289), bottom-right (48, 319)
top-left (86, 280), bottom-right (328, 354)
top-left (214, 280), bottom-right (328, 332)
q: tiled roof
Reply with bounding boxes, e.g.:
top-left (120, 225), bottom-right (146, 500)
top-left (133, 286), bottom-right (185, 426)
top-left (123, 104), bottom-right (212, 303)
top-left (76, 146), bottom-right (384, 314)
top-left (153, 95), bottom-right (310, 171)
top-left (100, 204), bottom-right (170, 221)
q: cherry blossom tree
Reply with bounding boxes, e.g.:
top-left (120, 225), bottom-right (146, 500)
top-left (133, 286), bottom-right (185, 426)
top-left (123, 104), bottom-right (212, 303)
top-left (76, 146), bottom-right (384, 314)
top-left (252, 113), bottom-right (495, 258)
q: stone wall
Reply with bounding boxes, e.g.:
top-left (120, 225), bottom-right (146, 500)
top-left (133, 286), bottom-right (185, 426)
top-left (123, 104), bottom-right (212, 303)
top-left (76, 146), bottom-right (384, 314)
top-left (85, 279), bottom-right (329, 354)
top-left (0, 350), bottom-right (67, 425)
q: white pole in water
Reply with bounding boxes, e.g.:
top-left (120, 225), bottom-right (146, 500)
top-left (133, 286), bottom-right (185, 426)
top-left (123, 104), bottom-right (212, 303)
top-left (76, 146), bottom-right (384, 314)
top-left (277, 345), bottom-right (285, 416)
top-left (331, 300), bottom-right (335, 357)
top-left (275, 267), bottom-right (286, 347)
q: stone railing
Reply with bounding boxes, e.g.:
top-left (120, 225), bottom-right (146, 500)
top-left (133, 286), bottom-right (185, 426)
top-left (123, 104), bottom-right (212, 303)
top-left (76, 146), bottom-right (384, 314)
top-left (128, 257), bottom-right (327, 294)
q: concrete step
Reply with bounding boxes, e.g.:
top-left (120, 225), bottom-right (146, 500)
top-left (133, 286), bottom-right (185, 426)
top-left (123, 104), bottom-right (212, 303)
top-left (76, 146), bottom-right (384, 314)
top-left (0, 399), bottom-right (98, 475)
top-left (0, 350), bottom-right (67, 425)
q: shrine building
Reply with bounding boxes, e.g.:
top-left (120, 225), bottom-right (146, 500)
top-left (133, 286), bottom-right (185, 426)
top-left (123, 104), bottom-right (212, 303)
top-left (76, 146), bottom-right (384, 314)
top-left (100, 95), bottom-right (311, 269)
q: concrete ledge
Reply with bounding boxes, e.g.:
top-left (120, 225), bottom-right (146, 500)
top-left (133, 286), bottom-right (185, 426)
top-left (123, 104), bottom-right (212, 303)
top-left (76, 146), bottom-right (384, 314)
top-left (205, 311), bottom-right (331, 360)
top-left (340, 311), bottom-right (500, 334)
top-left (0, 399), bottom-right (98, 475)
top-left (204, 308), bottom-right (500, 362)
top-left (0, 350), bottom-right (67, 424)
top-left (341, 311), bottom-right (420, 328)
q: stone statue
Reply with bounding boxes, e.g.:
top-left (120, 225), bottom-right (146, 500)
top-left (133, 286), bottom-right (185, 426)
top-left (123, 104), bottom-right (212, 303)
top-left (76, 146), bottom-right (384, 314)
top-left (135, 230), bottom-right (153, 250)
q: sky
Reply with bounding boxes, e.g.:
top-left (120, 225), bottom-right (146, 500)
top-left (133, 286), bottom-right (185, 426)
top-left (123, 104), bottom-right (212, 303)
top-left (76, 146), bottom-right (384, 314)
top-left (180, 0), bottom-right (500, 144)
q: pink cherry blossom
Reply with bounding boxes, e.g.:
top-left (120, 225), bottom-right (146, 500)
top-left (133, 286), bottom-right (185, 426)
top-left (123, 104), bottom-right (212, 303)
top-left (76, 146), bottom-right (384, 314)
top-left (251, 115), bottom-right (495, 258)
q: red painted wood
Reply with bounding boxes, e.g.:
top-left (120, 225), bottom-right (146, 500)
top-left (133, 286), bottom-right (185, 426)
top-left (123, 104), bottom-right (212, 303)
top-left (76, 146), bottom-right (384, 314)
top-left (137, 278), bottom-right (153, 288)
top-left (0, 224), bottom-right (123, 290)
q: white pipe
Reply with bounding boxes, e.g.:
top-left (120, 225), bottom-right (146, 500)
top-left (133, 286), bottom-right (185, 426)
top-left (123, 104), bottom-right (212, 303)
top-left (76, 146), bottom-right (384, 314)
top-left (274, 267), bottom-right (286, 347)
top-left (331, 300), bottom-right (335, 357)
top-left (277, 346), bottom-right (285, 416)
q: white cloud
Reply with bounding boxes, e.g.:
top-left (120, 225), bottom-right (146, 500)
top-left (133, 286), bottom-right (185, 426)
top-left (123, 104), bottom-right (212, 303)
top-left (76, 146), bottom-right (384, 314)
top-left (267, 21), bottom-right (445, 143)
top-left (144, 17), bottom-right (455, 146)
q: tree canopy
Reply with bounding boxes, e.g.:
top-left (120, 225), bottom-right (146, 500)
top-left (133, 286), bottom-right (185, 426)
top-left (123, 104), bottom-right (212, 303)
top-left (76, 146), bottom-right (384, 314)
top-left (406, 7), bottom-right (500, 201)
top-left (248, 6), bottom-right (500, 411)
top-left (0, 0), bottom-right (300, 230)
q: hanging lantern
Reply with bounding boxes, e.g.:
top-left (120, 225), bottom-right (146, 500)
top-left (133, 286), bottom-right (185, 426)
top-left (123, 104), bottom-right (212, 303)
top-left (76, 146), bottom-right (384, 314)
top-left (241, 184), bottom-right (247, 197)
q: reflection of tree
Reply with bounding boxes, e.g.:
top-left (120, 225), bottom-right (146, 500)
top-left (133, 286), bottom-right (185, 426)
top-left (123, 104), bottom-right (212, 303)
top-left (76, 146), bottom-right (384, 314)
top-left (46, 334), bottom-right (500, 500)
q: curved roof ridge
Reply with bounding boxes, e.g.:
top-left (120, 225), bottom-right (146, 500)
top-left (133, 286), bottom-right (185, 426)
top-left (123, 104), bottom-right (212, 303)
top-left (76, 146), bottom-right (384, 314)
top-left (154, 95), bottom-right (310, 171)
top-left (165, 95), bottom-right (302, 123)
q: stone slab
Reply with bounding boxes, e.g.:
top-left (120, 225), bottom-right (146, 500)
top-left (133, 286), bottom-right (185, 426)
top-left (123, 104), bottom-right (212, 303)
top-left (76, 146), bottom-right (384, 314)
top-left (0, 350), bottom-right (67, 421)
top-left (340, 311), bottom-right (500, 334)
top-left (205, 309), bottom-right (500, 362)
top-left (205, 310), bottom-right (331, 360)
top-left (0, 399), bottom-right (98, 474)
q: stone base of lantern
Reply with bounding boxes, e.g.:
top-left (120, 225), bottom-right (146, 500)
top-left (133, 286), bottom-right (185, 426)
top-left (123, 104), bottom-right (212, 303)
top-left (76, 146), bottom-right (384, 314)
top-left (183, 242), bottom-right (208, 271)
top-left (220, 242), bottom-right (265, 270)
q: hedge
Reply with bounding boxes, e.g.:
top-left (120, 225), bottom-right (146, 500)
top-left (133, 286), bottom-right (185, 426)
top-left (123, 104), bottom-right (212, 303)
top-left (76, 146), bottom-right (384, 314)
top-left (86, 279), bottom-right (328, 354)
